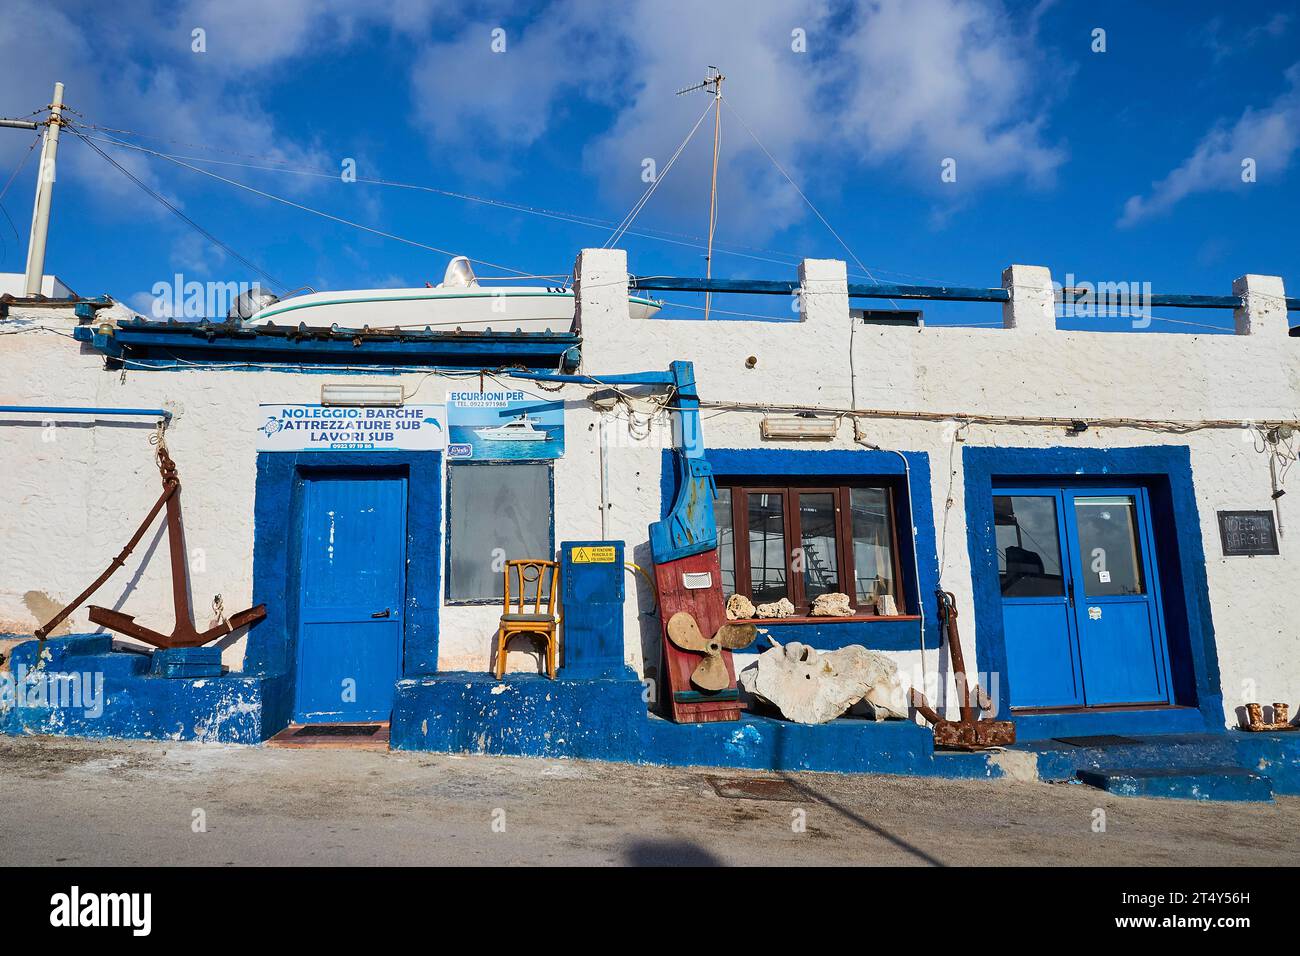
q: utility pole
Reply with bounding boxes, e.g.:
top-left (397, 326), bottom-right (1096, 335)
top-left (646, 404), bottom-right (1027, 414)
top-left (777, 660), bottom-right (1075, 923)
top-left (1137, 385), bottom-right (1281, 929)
top-left (24, 82), bottom-right (66, 296)
top-left (2, 84), bottom-right (66, 296)
top-left (677, 67), bottom-right (724, 319)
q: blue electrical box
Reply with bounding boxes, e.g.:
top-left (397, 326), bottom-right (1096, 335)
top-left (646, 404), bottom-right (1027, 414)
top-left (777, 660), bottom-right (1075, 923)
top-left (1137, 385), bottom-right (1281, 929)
top-left (559, 540), bottom-right (633, 680)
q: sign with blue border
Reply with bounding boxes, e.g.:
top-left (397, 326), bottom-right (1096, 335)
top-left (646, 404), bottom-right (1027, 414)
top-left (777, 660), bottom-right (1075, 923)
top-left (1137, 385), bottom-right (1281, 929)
top-left (256, 404), bottom-right (446, 451)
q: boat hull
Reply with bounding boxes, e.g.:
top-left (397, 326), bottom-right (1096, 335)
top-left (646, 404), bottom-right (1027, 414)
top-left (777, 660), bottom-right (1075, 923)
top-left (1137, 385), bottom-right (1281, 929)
top-left (246, 288), bottom-right (660, 331)
top-left (473, 429), bottom-right (550, 441)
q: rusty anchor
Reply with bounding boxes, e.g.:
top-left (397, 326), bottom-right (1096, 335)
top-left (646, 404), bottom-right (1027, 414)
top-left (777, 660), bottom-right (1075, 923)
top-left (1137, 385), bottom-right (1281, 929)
top-left (911, 590), bottom-right (1015, 751)
top-left (36, 440), bottom-right (266, 649)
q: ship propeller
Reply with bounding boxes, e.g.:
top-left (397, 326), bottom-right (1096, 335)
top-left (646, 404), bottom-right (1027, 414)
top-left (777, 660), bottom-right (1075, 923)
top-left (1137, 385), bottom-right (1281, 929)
top-left (666, 611), bottom-right (756, 692)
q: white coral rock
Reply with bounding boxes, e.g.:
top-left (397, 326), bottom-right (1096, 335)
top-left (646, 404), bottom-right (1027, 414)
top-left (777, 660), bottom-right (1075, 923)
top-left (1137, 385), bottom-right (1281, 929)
top-left (809, 592), bottom-right (853, 617)
top-left (754, 598), bottom-right (795, 619)
top-left (738, 642), bottom-right (906, 724)
top-left (726, 593), bottom-right (756, 620)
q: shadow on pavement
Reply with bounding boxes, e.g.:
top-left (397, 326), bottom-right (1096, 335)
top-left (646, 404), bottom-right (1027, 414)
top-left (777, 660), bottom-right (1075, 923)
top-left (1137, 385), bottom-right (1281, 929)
top-left (624, 838), bottom-right (725, 866)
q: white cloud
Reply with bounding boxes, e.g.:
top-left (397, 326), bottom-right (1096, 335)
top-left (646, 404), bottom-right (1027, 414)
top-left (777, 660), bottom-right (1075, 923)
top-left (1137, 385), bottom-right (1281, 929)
top-left (409, 3), bottom-right (624, 163)
top-left (0, 0), bottom-right (1069, 278)
top-left (405, 0), bottom-right (1066, 240)
top-left (576, 0), bottom-right (829, 238)
top-left (127, 289), bottom-right (170, 320)
top-left (831, 0), bottom-right (1066, 188)
top-left (1198, 12), bottom-right (1293, 64)
top-left (1119, 65), bottom-right (1300, 227)
top-left (0, 0), bottom-right (458, 279)
top-left (171, 0), bottom-right (460, 71)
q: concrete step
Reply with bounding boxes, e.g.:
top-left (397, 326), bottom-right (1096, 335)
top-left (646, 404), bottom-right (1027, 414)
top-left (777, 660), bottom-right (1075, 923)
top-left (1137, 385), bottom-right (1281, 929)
top-left (1076, 766), bottom-right (1273, 802)
top-left (8, 647), bottom-right (150, 681)
top-left (69, 651), bottom-right (152, 680)
top-left (266, 722), bottom-right (390, 751)
top-left (1012, 732), bottom-right (1239, 781)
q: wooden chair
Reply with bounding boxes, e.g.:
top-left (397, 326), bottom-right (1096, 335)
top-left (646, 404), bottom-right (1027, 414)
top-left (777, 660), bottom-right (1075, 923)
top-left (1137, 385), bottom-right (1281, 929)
top-left (495, 559), bottom-right (560, 679)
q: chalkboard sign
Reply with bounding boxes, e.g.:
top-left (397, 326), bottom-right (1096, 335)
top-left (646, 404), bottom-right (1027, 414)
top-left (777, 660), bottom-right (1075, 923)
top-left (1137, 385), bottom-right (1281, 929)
top-left (1217, 510), bottom-right (1279, 556)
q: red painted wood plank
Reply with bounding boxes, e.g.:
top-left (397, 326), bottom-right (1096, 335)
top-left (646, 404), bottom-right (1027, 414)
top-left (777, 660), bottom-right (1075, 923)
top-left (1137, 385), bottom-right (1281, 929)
top-left (654, 550), bottom-right (742, 723)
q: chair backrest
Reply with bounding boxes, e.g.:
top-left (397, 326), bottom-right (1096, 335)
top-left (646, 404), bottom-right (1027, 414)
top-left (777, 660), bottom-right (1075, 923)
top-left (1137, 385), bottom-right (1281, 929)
top-left (503, 559), bottom-right (559, 617)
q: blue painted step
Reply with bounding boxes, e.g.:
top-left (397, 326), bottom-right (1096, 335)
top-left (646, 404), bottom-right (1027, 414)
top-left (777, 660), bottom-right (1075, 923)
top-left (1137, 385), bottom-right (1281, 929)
top-left (80, 652), bottom-right (152, 680)
top-left (1077, 766), bottom-right (1273, 802)
top-left (1013, 733), bottom-right (1240, 781)
top-left (8, 640), bottom-right (150, 680)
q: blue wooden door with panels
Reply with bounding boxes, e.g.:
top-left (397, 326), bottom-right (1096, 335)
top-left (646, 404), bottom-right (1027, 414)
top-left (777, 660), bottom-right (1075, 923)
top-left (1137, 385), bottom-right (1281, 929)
top-left (295, 475), bottom-right (407, 723)
top-left (995, 485), bottom-right (1171, 709)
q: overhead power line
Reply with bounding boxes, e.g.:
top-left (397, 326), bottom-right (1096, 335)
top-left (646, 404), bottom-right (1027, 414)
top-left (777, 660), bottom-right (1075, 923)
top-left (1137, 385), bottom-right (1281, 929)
top-left (75, 127), bottom-right (536, 278)
top-left (0, 131), bottom-right (42, 253)
top-left (69, 120), bottom-right (962, 286)
top-left (68, 126), bottom-right (288, 292)
top-left (63, 117), bottom-right (1238, 336)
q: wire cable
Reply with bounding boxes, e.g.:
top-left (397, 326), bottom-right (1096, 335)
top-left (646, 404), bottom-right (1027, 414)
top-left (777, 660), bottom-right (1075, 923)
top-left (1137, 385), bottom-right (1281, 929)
top-left (78, 128), bottom-right (535, 279)
top-left (721, 98), bottom-right (885, 288)
top-left (68, 121), bottom-right (973, 286)
top-left (604, 100), bottom-right (716, 250)
top-left (0, 131), bottom-right (42, 256)
top-left (67, 127), bottom-right (289, 292)
top-left (70, 127), bottom-right (799, 259)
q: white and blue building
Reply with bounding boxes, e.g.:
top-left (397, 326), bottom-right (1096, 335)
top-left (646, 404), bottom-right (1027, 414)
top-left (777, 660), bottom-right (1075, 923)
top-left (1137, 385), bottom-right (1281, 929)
top-left (2, 252), bottom-right (1299, 800)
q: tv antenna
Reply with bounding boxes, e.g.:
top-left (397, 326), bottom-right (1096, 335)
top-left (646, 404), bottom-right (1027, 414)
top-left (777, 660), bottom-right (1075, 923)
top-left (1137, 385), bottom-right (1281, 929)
top-left (677, 67), bottom-right (724, 319)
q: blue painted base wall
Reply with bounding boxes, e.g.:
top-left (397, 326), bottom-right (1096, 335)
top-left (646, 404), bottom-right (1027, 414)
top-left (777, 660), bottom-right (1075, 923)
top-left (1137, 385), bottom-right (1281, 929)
top-left (1231, 732), bottom-right (1300, 796)
top-left (389, 672), bottom-right (1001, 779)
top-left (1076, 766), bottom-right (1273, 802)
top-left (12, 644), bottom-right (1300, 798)
top-left (1011, 729), bottom-right (1300, 797)
top-left (0, 636), bottom-right (289, 744)
top-left (393, 673), bottom-right (647, 760)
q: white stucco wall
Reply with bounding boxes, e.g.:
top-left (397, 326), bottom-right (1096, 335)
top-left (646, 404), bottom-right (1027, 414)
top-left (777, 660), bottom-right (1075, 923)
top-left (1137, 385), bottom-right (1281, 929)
top-left (577, 251), bottom-right (1298, 726)
top-left (1, 253), bottom-right (1295, 729)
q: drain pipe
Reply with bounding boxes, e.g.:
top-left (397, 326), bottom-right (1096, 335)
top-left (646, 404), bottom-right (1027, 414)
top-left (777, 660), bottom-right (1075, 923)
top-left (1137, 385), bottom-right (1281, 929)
top-left (0, 405), bottom-right (171, 421)
top-left (853, 422), bottom-right (927, 695)
top-left (598, 411), bottom-right (613, 539)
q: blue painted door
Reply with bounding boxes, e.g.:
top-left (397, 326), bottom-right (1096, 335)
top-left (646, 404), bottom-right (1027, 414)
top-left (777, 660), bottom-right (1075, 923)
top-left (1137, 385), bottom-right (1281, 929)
top-left (1065, 489), bottom-right (1170, 705)
top-left (995, 490), bottom-right (1084, 708)
top-left (996, 486), bottom-right (1171, 709)
top-left (295, 475), bottom-right (407, 723)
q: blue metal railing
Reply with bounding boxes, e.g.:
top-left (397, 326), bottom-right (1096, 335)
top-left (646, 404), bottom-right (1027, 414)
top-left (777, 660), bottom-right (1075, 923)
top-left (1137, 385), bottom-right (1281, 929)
top-left (630, 276), bottom-right (1010, 303)
top-left (631, 277), bottom-right (1300, 311)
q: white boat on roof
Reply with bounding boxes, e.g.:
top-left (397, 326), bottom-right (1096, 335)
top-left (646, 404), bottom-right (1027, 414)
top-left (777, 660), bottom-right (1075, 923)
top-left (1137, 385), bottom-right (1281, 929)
top-left (474, 413), bottom-right (551, 442)
top-left (240, 256), bottom-right (661, 331)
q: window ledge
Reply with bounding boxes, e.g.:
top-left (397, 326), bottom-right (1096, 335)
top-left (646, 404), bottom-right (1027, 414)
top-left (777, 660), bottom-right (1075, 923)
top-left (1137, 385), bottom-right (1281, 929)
top-left (731, 614), bottom-right (920, 626)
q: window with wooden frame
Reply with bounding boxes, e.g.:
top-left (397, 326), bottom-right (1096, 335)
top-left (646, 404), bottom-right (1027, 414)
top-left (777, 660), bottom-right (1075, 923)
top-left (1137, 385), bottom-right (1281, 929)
top-left (713, 481), bottom-right (905, 618)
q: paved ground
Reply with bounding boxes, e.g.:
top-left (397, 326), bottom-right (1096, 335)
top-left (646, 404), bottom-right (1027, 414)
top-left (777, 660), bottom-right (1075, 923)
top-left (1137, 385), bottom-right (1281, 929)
top-left (1, 735), bottom-right (1297, 866)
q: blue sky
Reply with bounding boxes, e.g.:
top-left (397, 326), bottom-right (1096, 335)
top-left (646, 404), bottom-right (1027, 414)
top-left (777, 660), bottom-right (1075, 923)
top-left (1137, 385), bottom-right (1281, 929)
top-left (0, 0), bottom-right (1296, 331)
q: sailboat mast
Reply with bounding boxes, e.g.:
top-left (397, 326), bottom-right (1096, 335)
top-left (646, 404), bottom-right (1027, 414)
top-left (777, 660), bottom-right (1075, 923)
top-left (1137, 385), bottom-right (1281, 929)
top-left (673, 66), bottom-right (726, 320)
top-left (704, 71), bottom-right (723, 321)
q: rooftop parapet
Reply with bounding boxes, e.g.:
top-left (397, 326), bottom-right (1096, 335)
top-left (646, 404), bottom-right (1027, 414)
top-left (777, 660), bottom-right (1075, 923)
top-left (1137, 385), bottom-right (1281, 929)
top-left (574, 249), bottom-right (1298, 424)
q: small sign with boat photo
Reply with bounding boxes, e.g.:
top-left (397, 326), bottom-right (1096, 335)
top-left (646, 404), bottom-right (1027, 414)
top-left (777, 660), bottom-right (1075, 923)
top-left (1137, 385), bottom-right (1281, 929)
top-left (446, 389), bottom-right (564, 460)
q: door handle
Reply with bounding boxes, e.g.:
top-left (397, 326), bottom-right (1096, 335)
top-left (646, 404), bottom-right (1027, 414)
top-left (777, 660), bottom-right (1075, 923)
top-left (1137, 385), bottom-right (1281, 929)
top-left (371, 608), bottom-right (391, 619)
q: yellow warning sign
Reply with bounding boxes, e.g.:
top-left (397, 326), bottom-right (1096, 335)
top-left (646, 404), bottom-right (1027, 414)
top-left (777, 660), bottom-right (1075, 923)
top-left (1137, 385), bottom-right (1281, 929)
top-left (572, 546), bottom-right (616, 563)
